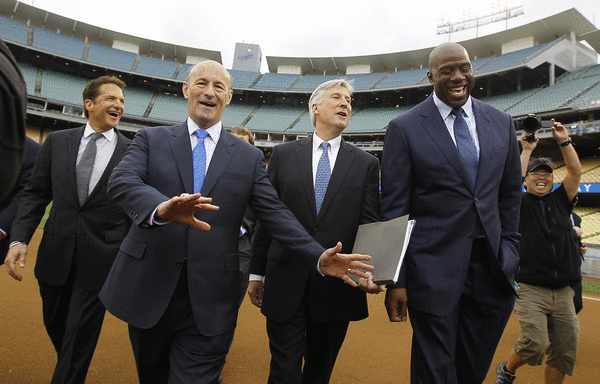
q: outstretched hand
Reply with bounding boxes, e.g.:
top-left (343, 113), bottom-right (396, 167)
top-left (156, 193), bottom-right (219, 231)
top-left (319, 242), bottom-right (374, 287)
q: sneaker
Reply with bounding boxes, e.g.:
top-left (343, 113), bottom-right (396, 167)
top-left (495, 362), bottom-right (516, 384)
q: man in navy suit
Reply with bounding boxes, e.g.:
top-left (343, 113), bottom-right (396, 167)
top-left (99, 60), bottom-right (373, 384)
top-left (247, 79), bottom-right (383, 384)
top-left (381, 42), bottom-right (522, 384)
top-left (5, 76), bottom-right (131, 384)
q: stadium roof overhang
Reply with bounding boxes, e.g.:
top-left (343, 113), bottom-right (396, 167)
top-left (267, 8), bottom-right (598, 75)
top-left (0, 0), bottom-right (222, 64)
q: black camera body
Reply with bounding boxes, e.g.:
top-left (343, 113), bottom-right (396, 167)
top-left (520, 114), bottom-right (554, 142)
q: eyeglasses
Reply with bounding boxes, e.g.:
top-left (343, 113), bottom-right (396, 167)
top-left (529, 172), bottom-right (552, 177)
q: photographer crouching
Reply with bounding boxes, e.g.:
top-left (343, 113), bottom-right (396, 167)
top-left (495, 120), bottom-right (583, 384)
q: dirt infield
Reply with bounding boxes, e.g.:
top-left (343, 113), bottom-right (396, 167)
top-left (2, 229), bottom-right (599, 383)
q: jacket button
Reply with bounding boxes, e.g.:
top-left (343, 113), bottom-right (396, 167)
top-left (176, 261), bottom-right (183, 267)
top-left (467, 232), bottom-right (473, 238)
top-left (474, 198), bottom-right (479, 202)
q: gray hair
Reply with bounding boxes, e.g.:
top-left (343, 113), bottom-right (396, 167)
top-left (309, 79), bottom-right (354, 127)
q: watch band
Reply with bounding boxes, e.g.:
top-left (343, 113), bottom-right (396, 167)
top-left (558, 138), bottom-right (572, 147)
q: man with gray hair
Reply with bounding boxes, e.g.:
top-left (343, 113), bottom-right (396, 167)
top-left (248, 78), bottom-right (383, 384)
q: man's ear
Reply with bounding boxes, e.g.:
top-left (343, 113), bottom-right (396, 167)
top-left (182, 82), bottom-right (189, 99)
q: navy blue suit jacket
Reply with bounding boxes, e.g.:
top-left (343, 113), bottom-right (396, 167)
top-left (100, 122), bottom-right (324, 336)
top-left (381, 96), bottom-right (521, 316)
top-left (250, 136), bottom-right (380, 323)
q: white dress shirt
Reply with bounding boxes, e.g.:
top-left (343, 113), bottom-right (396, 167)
top-left (432, 92), bottom-right (480, 157)
top-left (77, 124), bottom-right (118, 194)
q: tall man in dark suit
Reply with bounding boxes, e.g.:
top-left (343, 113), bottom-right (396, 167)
top-left (0, 137), bottom-right (41, 258)
top-left (99, 60), bottom-right (373, 384)
top-left (247, 79), bottom-right (382, 384)
top-left (5, 76), bottom-right (131, 384)
top-left (381, 42), bottom-right (522, 384)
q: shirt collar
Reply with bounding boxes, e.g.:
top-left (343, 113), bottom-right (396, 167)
top-left (84, 123), bottom-right (115, 141)
top-left (312, 132), bottom-right (342, 154)
top-left (187, 117), bottom-right (222, 143)
top-left (432, 92), bottom-right (474, 120)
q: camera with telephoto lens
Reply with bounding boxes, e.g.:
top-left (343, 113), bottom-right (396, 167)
top-left (520, 114), bottom-right (554, 142)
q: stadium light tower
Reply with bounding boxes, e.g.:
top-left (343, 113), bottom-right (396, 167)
top-left (437, 0), bottom-right (524, 40)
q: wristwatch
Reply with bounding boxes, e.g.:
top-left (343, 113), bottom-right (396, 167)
top-left (9, 241), bottom-right (25, 248)
top-left (558, 138), bottom-right (572, 147)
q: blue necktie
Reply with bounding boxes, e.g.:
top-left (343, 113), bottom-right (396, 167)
top-left (193, 129), bottom-right (208, 193)
top-left (315, 142), bottom-right (331, 215)
top-left (451, 107), bottom-right (478, 188)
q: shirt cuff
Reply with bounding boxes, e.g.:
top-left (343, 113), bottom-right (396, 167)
top-left (147, 205), bottom-right (170, 226)
top-left (249, 274), bottom-right (263, 282)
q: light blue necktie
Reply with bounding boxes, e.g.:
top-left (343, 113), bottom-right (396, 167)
top-left (315, 142), bottom-right (331, 215)
top-left (193, 129), bottom-right (208, 193)
top-left (451, 107), bottom-right (478, 188)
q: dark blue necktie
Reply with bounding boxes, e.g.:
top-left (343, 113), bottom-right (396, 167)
top-left (451, 107), bottom-right (478, 188)
top-left (193, 129), bottom-right (208, 193)
top-left (315, 142), bottom-right (331, 215)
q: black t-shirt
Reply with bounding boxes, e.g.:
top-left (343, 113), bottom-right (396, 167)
top-left (516, 184), bottom-right (581, 288)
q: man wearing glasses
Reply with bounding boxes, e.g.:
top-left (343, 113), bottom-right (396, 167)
top-left (495, 120), bottom-right (583, 384)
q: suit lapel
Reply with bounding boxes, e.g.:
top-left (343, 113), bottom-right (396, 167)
top-left (202, 128), bottom-right (235, 196)
top-left (68, 127), bottom-right (85, 206)
top-left (419, 97), bottom-right (474, 193)
top-left (295, 137), bottom-right (317, 219)
top-left (317, 139), bottom-right (354, 221)
top-left (170, 122), bottom-right (195, 194)
top-left (472, 99), bottom-right (495, 193)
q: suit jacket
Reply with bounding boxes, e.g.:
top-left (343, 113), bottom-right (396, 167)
top-left (99, 122), bottom-right (325, 336)
top-left (381, 96), bottom-right (522, 316)
top-left (0, 38), bottom-right (28, 200)
top-left (250, 137), bottom-right (380, 323)
top-left (0, 137), bottom-right (41, 256)
top-left (10, 126), bottom-right (131, 292)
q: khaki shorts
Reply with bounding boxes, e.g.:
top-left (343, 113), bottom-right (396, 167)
top-left (513, 282), bottom-right (579, 375)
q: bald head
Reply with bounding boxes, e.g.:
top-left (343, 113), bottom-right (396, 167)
top-left (429, 43), bottom-right (469, 70)
top-left (186, 60), bottom-right (233, 90)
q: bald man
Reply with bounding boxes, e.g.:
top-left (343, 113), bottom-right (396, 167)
top-left (381, 43), bottom-right (522, 384)
top-left (99, 60), bottom-right (373, 384)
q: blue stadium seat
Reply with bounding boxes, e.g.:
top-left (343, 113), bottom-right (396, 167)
top-left (343, 73), bottom-right (387, 91)
top-left (245, 105), bottom-right (305, 132)
top-left (135, 56), bottom-right (180, 79)
top-left (475, 41), bottom-right (555, 75)
top-left (148, 93), bottom-right (188, 122)
top-left (375, 68), bottom-right (428, 89)
top-left (16, 63), bottom-right (37, 95)
top-left (87, 43), bottom-right (137, 71)
top-left (222, 104), bottom-right (257, 128)
top-left (32, 27), bottom-right (85, 60)
top-left (291, 75), bottom-right (340, 92)
top-left (228, 69), bottom-right (261, 89)
top-left (123, 88), bottom-right (154, 118)
top-left (253, 73), bottom-right (299, 91)
top-left (40, 70), bottom-right (88, 106)
top-left (0, 15), bottom-right (28, 45)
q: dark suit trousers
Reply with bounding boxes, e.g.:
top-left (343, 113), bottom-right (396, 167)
top-left (408, 240), bottom-right (515, 384)
top-left (38, 270), bottom-right (106, 384)
top-left (266, 292), bottom-right (349, 384)
top-left (128, 266), bottom-right (235, 384)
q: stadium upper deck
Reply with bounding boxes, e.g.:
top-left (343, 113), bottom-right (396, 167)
top-left (1, 2), bottom-right (599, 159)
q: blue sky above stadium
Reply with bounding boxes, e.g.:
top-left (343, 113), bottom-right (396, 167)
top-left (22, 0), bottom-right (598, 72)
